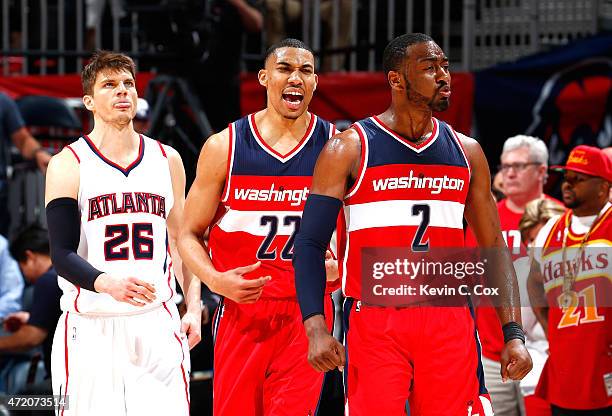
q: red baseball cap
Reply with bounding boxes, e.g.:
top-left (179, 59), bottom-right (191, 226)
top-left (551, 145), bottom-right (612, 182)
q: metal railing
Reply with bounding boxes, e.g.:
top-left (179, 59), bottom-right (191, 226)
top-left (470, 0), bottom-right (600, 69)
top-left (0, 0), bottom-right (605, 76)
top-left (1, 0), bottom-right (139, 75)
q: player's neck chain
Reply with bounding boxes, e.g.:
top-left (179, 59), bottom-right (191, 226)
top-left (560, 207), bottom-right (605, 308)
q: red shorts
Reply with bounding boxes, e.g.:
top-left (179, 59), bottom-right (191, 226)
top-left (524, 394), bottom-right (551, 416)
top-left (212, 296), bottom-right (334, 416)
top-left (343, 299), bottom-right (493, 416)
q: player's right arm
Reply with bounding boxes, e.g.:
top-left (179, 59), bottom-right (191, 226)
top-left (294, 128), bottom-right (361, 372)
top-left (45, 149), bottom-right (155, 306)
top-left (178, 130), bottom-right (270, 304)
top-left (461, 134), bottom-right (532, 381)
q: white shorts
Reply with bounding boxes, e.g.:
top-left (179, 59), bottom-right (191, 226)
top-left (51, 302), bottom-right (190, 416)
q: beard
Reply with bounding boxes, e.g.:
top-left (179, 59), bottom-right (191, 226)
top-left (431, 98), bottom-right (450, 112)
top-left (405, 79), bottom-right (450, 111)
top-left (429, 82), bottom-right (450, 111)
top-left (406, 84), bottom-right (430, 108)
top-left (563, 194), bottom-right (580, 209)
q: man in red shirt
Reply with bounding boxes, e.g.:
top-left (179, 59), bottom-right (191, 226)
top-left (466, 135), bottom-right (555, 415)
top-left (528, 145), bottom-right (611, 415)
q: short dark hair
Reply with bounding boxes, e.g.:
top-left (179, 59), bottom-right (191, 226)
top-left (82, 50), bottom-right (136, 96)
top-left (264, 38), bottom-right (314, 65)
top-left (10, 224), bottom-right (50, 262)
top-left (382, 33), bottom-right (434, 75)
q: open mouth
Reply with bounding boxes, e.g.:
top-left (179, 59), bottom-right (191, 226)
top-left (282, 91), bottom-right (304, 109)
top-left (438, 88), bottom-right (451, 98)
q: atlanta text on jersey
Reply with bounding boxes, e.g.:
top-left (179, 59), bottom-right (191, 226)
top-left (88, 192), bottom-right (167, 221)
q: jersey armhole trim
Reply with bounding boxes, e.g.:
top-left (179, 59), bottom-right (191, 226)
top-left (329, 124), bottom-right (337, 139)
top-left (156, 140), bottom-right (168, 158)
top-left (154, 139), bottom-right (174, 210)
top-left (345, 122), bottom-right (369, 200)
top-left (65, 145), bottom-right (80, 163)
top-left (448, 125), bottom-right (472, 178)
top-left (221, 122), bottom-right (236, 203)
top-left (543, 214), bottom-right (565, 248)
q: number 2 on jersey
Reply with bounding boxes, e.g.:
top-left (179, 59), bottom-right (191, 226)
top-left (257, 215), bottom-right (301, 260)
top-left (411, 204), bottom-right (430, 252)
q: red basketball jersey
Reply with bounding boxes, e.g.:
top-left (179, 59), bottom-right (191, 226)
top-left (536, 204), bottom-right (612, 409)
top-left (338, 116), bottom-right (471, 299)
top-left (208, 113), bottom-right (339, 299)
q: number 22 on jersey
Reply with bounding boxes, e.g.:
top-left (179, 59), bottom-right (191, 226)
top-left (257, 215), bottom-right (301, 261)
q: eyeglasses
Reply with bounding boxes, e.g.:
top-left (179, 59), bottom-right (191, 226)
top-left (498, 162), bottom-right (540, 173)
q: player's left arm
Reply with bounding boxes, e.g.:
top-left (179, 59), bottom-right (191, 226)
top-left (460, 133), bottom-right (532, 381)
top-left (166, 145), bottom-right (202, 349)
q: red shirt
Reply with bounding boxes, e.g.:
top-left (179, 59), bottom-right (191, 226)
top-left (208, 114), bottom-right (340, 298)
top-left (535, 207), bottom-right (612, 409)
top-left (338, 117), bottom-right (470, 300)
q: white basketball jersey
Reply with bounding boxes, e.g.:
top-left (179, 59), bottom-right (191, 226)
top-left (61, 134), bottom-right (175, 315)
